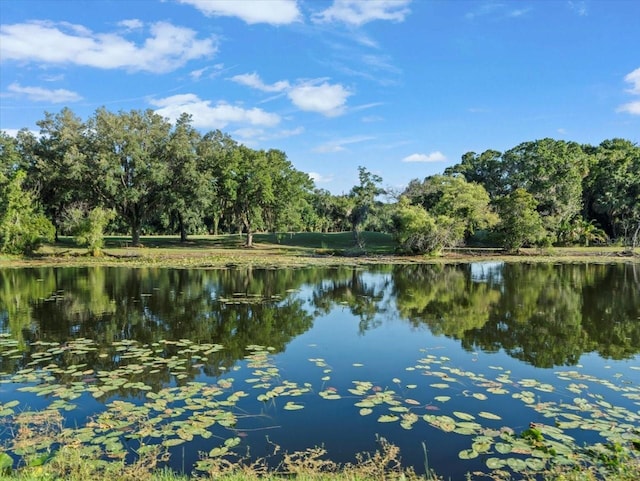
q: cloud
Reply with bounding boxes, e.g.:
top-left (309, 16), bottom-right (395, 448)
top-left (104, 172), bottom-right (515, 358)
top-left (231, 73), bottom-right (351, 116)
top-left (402, 151), bottom-right (447, 163)
top-left (232, 126), bottom-right (304, 142)
top-left (288, 81), bottom-right (352, 117)
top-left (313, 135), bottom-right (374, 153)
top-left (617, 101), bottom-right (640, 115)
top-left (623, 67), bottom-right (640, 95)
top-left (0, 21), bottom-right (216, 73)
top-left (617, 68), bottom-right (640, 115)
top-left (308, 172), bottom-right (333, 184)
top-left (231, 73), bottom-right (291, 92)
top-left (7, 83), bottom-right (82, 103)
top-left (568, 1), bottom-right (588, 16)
top-left (117, 19), bottom-right (144, 30)
top-left (313, 0), bottom-right (412, 26)
top-left (178, 0), bottom-right (301, 25)
top-left (151, 94), bottom-right (281, 129)
top-left (2, 128), bottom-right (40, 138)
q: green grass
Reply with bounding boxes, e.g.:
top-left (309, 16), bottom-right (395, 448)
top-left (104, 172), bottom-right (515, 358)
top-left (1, 232), bottom-right (638, 269)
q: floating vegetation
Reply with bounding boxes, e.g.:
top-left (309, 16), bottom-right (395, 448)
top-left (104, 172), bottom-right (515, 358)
top-left (1, 334), bottom-right (639, 479)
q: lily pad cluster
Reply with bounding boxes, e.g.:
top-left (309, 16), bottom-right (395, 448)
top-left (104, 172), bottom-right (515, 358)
top-left (1, 335), bottom-right (639, 477)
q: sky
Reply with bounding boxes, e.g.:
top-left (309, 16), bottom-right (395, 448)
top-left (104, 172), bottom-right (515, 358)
top-left (1, 0), bottom-right (639, 195)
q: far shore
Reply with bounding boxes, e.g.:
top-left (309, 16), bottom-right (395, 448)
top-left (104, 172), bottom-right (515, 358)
top-left (1, 233), bottom-right (638, 269)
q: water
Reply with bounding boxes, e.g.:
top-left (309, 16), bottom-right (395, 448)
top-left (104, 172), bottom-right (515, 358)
top-left (1, 263), bottom-right (639, 478)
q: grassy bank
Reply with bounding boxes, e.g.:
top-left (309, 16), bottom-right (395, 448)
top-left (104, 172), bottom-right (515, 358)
top-left (1, 232), bottom-right (638, 269)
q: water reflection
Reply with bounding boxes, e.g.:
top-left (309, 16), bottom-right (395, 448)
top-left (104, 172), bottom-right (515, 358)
top-left (1, 263), bottom-right (639, 374)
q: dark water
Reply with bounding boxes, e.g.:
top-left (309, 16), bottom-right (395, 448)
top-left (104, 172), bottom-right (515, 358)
top-left (1, 263), bottom-right (639, 478)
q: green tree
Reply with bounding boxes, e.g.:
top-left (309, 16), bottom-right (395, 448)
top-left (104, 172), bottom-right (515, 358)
top-left (27, 108), bottom-right (87, 239)
top-left (584, 139), bottom-right (640, 248)
top-left (500, 139), bottom-right (589, 240)
top-left (496, 188), bottom-right (546, 252)
top-left (63, 205), bottom-right (115, 256)
top-left (232, 146), bottom-right (274, 247)
top-left (0, 170), bottom-right (55, 254)
top-left (86, 108), bottom-right (172, 246)
top-left (392, 197), bottom-right (442, 255)
top-left (163, 113), bottom-right (207, 241)
top-left (349, 166), bottom-right (384, 247)
top-left (262, 149), bottom-right (314, 232)
top-left (197, 130), bottom-right (239, 235)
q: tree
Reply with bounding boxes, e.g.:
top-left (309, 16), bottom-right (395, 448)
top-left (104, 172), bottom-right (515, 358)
top-left (63, 205), bottom-right (114, 256)
top-left (428, 175), bottom-right (499, 241)
top-left (0, 170), bottom-right (55, 254)
top-left (500, 139), bottom-right (589, 240)
top-left (197, 130), bottom-right (239, 235)
top-left (349, 166), bottom-right (384, 247)
top-left (496, 188), bottom-right (546, 252)
top-left (163, 113), bottom-right (207, 241)
top-left (392, 197), bottom-right (442, 254)
top-left (232, 146), bottom-right (275, 247)
top-left (444, 149), bottom-right (504, 198)
top-left (584, 139), bottom-right (640, 248)
top-left (27, 108), bottom-right (87, 239)
top-left (86, 108), bottom-right (172, 246)
top-left (262, 149), bottom-right (313, 232)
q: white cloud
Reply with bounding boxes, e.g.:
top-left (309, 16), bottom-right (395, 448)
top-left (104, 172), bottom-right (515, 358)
top-left (623, 67), bottom-right (640, 95)
top-left (151, 93), bottom-right (281, 129)
top-left (231, 73), bottom-right (351, 116)
top-left (402, 151), bottom-right (447, 163)
top-left (308, 172), bottom-right (333, 184)
top-left (2, 128), bottom-right (40, 138)
top-left (617, 68), bottom-right (640, 115)
top-left (616, 101), bottom-right (640, 115)
top-left (568, 1), bottom-right (588, 16)
top-left (118, 19), bottom-right (144, 30)
top-left (178, 0), bottom-right (301, 25)
top-left (313, 0), bottom-right (411, 26)
top-left (288, 82), bottom-right (352, 117)
top-left (0, 21), bottom-right (216, 73)
top-left (7, 82), bottom-right (82, 103)
top-left (313, 135), bottom-right (374, 153)
top-left (231, 73), bottom-right (291, 92)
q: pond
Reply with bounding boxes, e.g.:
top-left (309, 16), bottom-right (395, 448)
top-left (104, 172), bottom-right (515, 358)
top-left (1, 262), bottom-right (639, 478)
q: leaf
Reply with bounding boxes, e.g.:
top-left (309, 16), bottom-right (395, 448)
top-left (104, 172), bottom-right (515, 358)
top-left (430, 383), bottom-right (450, 389)
top-left (486, 457), bottom-right (506, 469)
top-left (434, 396), bottom-right (450, 403)
top-left (359, 408), bottom-right (373, 416)
top-left (377, 414), bottom-right (399, 423)
top-left (162, 438), bottom-right (186, 447)
top-left (478, 411), bottom-right (502, 420)
top-left (283, 402), bottom-right (304, 411)
top-left (453, 411), bottom-right (475, 421)
top-left (458, 449), bottom-right (478, 459)
top-left (472, 393), bottom-right (488, 401)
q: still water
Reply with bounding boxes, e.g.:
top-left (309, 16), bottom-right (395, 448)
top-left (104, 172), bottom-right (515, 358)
top-left (1, 263), bottom-right (639, 478)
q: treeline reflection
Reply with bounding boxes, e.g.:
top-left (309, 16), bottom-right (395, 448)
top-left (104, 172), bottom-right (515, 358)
top-left (1, 263), bottom-right (638, 373)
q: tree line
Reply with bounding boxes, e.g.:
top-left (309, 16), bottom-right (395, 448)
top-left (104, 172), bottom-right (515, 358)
top-left (1, 107), bottom-right (638, 255)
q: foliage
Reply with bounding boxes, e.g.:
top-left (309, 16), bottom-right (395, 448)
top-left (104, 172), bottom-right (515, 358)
top-left (349, 166), bottom-right (384, 247)
top-left (0, 171), bottom-right (55, 255)
top-left (63, 205), bottom-right (115, 256)
top-left (495, 188), bottom-right (547, 252)
top-left (392, 197), bottom-right (442, 255)
top-left (584, 139), bottom-right (640, 249)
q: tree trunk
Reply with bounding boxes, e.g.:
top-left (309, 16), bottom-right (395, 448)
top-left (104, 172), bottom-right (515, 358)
top-left (178, 212), bottom-right (187, 242)
top-left (131, 216), bottom-right (141, 247)
top-left (245, 230), bottom-right (253, 247)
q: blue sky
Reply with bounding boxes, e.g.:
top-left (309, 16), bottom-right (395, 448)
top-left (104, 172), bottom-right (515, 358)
top-left (1, 0), bottom-right (639, 195)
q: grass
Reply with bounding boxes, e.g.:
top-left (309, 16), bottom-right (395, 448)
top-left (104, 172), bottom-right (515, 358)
top-left (0, 232), bottom-right (638, 269)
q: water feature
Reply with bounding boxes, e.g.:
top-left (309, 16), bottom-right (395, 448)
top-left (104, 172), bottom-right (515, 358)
top-left (1, 262), bottom-right (639, 478)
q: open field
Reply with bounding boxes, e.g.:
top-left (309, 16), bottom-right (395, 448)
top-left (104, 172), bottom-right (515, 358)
top-left (1, 232), bottom-right (638, 269)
